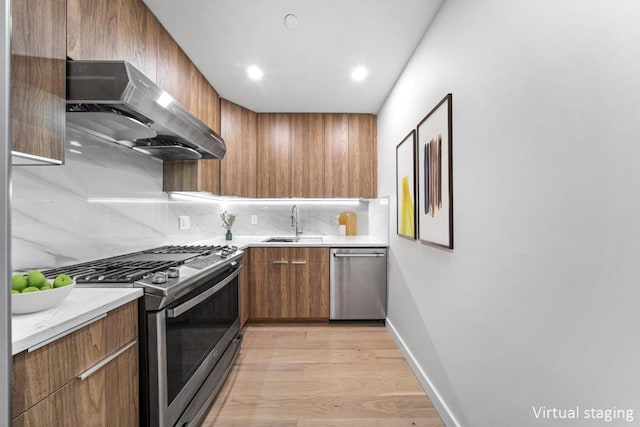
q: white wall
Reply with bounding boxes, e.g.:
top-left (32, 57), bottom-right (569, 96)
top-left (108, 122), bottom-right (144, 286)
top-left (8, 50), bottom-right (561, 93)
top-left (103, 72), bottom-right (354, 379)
top-left (378, 1), bottom-right (640, 426)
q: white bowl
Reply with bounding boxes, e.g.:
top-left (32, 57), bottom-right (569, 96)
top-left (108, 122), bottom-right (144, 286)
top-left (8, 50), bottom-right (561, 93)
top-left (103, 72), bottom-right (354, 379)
top-left (12, 282), bottom-right (75, 315)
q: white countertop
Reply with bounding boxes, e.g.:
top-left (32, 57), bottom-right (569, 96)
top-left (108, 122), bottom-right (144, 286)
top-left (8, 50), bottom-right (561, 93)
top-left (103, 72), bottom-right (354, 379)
top-left (187, 234), bottom-right (389, 249)
top-left (12, 288), bottom-right (143, 355)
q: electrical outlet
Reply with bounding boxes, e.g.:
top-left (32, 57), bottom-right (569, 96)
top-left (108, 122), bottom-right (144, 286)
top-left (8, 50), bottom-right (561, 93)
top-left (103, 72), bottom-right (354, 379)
top-left (179, 216), bottom-right (191, 230)
top-left (251, 215), bottom-right (258, 225)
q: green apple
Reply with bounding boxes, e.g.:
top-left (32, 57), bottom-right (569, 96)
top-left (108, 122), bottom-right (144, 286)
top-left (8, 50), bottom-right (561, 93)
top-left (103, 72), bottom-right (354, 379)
top-left (40, 284), bottom-right (52, 291)
top-left (21, 286), bottom-right (40, 293)
top-left (53, 274), bottom-right (73, 288)
top-left (11, 274), bottom-right (28, 292)
top-left (27, 270), bottom-right (46, 288)
top-left (11, 289), bottom-right (20, 295)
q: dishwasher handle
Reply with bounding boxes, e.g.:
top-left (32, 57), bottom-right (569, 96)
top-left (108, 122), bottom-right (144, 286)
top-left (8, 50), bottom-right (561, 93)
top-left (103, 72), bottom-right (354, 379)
top-left (333, 253), bottom-right (385, 258)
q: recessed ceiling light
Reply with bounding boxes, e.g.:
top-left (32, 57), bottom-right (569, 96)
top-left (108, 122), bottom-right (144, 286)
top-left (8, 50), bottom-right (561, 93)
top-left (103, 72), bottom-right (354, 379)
top-left (351, 66), bottom-right (368, 82)
top-left (247, 65), bottom-right (263, 80)
top-left (284, 14), bottom-right (299, 31)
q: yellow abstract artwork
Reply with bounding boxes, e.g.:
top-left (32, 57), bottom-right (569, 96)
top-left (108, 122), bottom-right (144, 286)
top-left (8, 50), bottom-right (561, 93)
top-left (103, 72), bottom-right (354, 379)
top-left (400, 176), bottom-right (414, 236)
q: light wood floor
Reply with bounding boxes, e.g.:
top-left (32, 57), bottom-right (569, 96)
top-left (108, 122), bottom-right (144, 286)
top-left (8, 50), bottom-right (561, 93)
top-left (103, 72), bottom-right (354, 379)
top-left (202, 324), bottom-right (445, 427)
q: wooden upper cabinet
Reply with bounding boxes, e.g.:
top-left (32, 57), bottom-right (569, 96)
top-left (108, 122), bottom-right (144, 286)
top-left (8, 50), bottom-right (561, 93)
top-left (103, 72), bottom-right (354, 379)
top-left (11, 0), bottom-right (66, 163)
top-left (349, 114), bottom-right (377, 198)
top-left (324, 114), bottom-right (350, 197)
top-left (67, 0), bottom-right (159, 82)
top-left (257, 114), bottom-right (291, 198)
top-left (221, 99), bottom-right (257, 197)
top-left (157, 25), bottom-right (192, 109)
top-left (291, 114), bottom-right (325, 198)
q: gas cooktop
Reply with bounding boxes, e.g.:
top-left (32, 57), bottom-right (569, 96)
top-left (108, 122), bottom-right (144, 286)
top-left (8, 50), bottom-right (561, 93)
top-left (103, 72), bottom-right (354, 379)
top-left (42, 244), bottom-right (239, 284)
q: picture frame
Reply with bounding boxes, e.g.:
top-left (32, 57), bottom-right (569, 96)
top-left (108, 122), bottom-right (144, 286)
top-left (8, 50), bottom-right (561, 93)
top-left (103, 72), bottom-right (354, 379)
top-left (396, 130), bottom-right (417, 240)
top-left (416, 94), bottom-right (453, 249)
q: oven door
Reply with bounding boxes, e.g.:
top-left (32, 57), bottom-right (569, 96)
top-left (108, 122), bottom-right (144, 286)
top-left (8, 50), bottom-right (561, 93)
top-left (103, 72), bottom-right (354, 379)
top-left (147, 264), bottom-right (241, 426)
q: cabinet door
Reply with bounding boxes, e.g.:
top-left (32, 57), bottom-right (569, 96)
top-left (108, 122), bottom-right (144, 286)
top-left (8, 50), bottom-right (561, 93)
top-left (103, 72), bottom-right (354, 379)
top-left (157, 25), bottom-right (192, 109)
top-left (250, 262), bottom-right (291, 319)
top-left (11, 0), bottom-right (65, 163)
top-left (45, 343), bottom-right (139, 427)
top-left (221, 99), bottom-right (257, 197)
top-left (349, 114), bottom-right (377, 198)
top-left (11, 390), bottom-right (52, 427)
top-left (105, 344), bottom-right (139, 426)
top-left (291, 248), bottom-right (329, 319)
top-left (50, 367), bottom-right (106, 427)
top-left (291, 114), bottom-right (325, 198)
top-left (324, 114), bottom-right (349, 197)
top-left (250, 248), bottom-right (294, 319)
top-left (67, 0), bottom-right (159, 82)
top-left (257, 114), bottom-right (291, 198)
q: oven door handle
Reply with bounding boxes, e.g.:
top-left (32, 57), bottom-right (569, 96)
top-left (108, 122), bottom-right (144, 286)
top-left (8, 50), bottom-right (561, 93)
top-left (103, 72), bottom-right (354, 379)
top-left (167, 265), bottom-right (242, 319)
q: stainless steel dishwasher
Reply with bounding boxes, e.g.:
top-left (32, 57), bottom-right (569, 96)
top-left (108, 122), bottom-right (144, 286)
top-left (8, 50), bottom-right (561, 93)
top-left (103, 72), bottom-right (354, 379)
top-left (330, 248), bottom-right (388, 320)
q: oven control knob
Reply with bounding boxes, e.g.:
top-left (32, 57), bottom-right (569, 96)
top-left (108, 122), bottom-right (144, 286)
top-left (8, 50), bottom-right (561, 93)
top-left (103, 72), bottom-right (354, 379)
top-left (152, 272), bottom-right (167, 284)
top-left (167, 267), bottom-right (180, 279)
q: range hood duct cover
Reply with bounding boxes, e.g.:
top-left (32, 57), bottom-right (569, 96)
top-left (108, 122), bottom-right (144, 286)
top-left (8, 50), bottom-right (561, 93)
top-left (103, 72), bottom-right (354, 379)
top-left (66, 60), bottom-right (226, 161)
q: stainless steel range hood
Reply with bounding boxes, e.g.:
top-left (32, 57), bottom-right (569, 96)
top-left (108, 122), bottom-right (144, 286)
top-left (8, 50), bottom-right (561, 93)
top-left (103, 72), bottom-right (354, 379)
top-left (66, 60), bottom-right (225, 161)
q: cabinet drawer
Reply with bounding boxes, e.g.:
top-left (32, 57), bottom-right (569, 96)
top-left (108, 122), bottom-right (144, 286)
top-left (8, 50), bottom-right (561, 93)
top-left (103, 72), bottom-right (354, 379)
top-left (12, 300), bottom-right (138, 418)
top-left (252, 247), bottom-right (328, 263)
top-left (251, 247), bottom-right (291, 263)
top-left (13, 342), bottom-right (139, 427)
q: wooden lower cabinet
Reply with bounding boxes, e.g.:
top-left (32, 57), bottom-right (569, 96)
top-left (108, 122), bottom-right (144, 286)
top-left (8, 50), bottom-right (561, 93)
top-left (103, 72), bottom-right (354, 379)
top-left (12, 301), bottom-right (139, 426)
top-left (250, 247), bottom-right (329, 321)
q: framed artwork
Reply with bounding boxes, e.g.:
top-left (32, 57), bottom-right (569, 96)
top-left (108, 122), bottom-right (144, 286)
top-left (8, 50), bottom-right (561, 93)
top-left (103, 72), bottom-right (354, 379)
top-left (396, 130), bottom-right (417, 239)
top-left (417, 94), bottom-right (453, 249)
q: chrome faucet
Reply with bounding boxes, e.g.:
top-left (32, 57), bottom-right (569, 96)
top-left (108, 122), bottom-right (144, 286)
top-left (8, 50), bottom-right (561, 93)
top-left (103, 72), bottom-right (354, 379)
top-left (290, 204), bottom-right (302, 237)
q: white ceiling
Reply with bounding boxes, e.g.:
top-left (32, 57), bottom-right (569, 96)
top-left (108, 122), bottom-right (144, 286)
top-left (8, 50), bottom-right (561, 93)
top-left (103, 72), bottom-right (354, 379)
top-left (143, 0), bottom-right (443, 113)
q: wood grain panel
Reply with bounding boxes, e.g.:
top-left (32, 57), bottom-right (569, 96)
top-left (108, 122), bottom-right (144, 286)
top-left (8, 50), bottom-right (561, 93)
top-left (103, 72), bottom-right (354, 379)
top-left (12, 344), bottom-right (51, 417)
top-left (163, 160), bottom-right (199, 191)
top-left (11, 0), bottom-right (65, 162)
top-left (11, 303), bottom-right (140, 425)
top-left (291, 114), bottom-right (325, 198)
top-left (157, 24), bottom-right (192, 109)
top-left (250, 247), bottom-right (290, 263)
top-left (67, 0), bottom-right (159, 82)
top-left (240, 249), bottom-right (251, 327)
top-left (205, 83), bottom-right (221, 134)
top-left (349, 114), bottom-right (377, 198)
top-left (12, 396), bottom-right (52, 427)
top-left (104, 301), bottom-right (137, 353)
top-left (324, 114), bottom-right (350, 197)
top-left (221, 99), bottom-right (258, 197)
top-left (49, 317), bottom-right (105, 393)
top-left (292, 260), bottom-right (329, 319)
top-left (257, 113), bottom-right (291, 198)
top-left (51, 369), bottom-right (106, 427)
top-left (249, 260), bottom-right (270, 319)
top-left (105, 344), bottom-right (139, 427)
top-left (202, 325), bottom-right (444, 426)
top-left (250, 248), bottom-right (293, 319)
top-left (291, 248), bottom-right (329, 319)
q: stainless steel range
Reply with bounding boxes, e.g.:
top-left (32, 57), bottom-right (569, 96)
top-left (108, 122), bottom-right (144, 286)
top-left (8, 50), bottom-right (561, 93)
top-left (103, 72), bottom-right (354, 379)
top-left (43, 244), bottom-right (243, 426)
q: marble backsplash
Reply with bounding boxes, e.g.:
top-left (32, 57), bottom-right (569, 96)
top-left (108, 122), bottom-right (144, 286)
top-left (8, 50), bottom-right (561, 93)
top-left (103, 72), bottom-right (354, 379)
top-left (11, 130), bottom-right (388, 270)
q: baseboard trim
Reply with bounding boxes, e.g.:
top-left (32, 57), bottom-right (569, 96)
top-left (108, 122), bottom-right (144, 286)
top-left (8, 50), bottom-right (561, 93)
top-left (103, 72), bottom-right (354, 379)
top-left (386, 319), bottom-right (462, 427)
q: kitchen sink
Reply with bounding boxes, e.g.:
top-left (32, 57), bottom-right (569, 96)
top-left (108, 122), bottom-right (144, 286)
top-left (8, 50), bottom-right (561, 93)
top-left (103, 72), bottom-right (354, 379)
top-left (263, 236), bottom-right (324, 243)
top-left (264, 237), bottom-right (299, 243)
